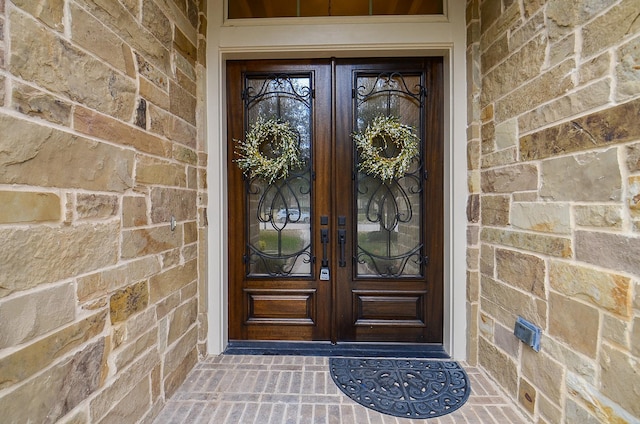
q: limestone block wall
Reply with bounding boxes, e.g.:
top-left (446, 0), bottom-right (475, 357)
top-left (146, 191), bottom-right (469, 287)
top-left (466, 0), bottom-right (640, 422)
top-left (0, 0), bottom-right (208, 422)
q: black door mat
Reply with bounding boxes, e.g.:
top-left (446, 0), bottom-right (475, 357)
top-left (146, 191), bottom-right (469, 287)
top-left (329, 357), bottom-right (471, 419)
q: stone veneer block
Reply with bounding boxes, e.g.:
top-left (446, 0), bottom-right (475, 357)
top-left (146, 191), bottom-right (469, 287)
top-left (629, 176), bottom-right (640, 218)
top-left (574, 204), bottom-right (622, 229)
top-left (121, 225), bottom-right (183, 259)
top-left (582, 0), bottom-right (640, 58)
top-left (511, 202), bottom-right (570, 234)
top-left (149, 104), bottom-right (197, 148)
top-left (0, 191), bottom-right (60, 223)
top-left (89, 349), bottom-right (159, 422)
top-left (74, 107), bottom-right (171, 158)
top-left (77, 256), bottom-right (161, 303)
top-left (540, 149), bottom-right (621, 201)
top-left (82, 0), bottom-right (170, 73)
top-left (122, 196), bottom-right (148, 227)
top-left (10, 10), bottom-right (136, 120)
top-left (481, 194), bottom-right (510, 226)
top-left (0, 310), bottom-right (106, 389)
top-left (0, 283), bottom-right (75, 349)
top-left (628, 142), bottom-right (640, 172)
top-left (12, 82), bottom-right (72, 125)
top-left (495, 59), bottom-right (575, 122)
top-left (615, 35), bottom-right (640, 101)
top-left (113, 328), bottom-right (158, 371)
top-left (136, 155), bottom-right (187, 187)
top-left (549, 292), bottom-right (599, 358)
top-left (174, 27), bottom-right (197, 65)
top-left (167, 298), bottom-right (198, 346)
top-left (0, 339), bottom-right (106, 424)
top-left (184, 221), bottom-right (198, 244)
top-left (481, 227), bottom-right (572, 257)
top-left (173, 144), bottom-right (198, 165)
top-left (76, 193), bottom-right (118, 220)
top-left (0, 222), bottom-right (118, 297)
top-left (149, 259), bottom-right (198, 302)
top-left (521, 347), bottom-right (564, 401)
top-left (599, 344), bottom-right (640, 419)
top-left (518, 378), bottom-right (536, 415)
top-left (495, 249), bottom-right (545, 298)
top-left (142, 0), bottom-right (172, 44)
top-left (100, 378), bottom-right (151, 423)
top-left (478, 336), bottom-right (518, 395)
top-left (481, 164), bottom-right (538, 193)
top-left (150, 187), bottom-right (198, 223)
top-left (550, 261), bottom-right (632, 317)
top-left (11, 0), bottom-right (64, 31)
top-left (518, 79), bottom-right (610, 134)
top-left (169, 80), bottom-right (197, 125)
top-left (0, 114), bottom-right (134, 192)
top-left (481, 276), bottom-right (547, 328)
top-left (576, 231), bottom-right (640, 277)
top-left (164, 346), bottom-right (198, 399)
top-left (70, 3), bottom-right (135, 77)
top-left (520, 99), bottom-right (640, 161)
top-left (110, 280), bottom-right (149, 324)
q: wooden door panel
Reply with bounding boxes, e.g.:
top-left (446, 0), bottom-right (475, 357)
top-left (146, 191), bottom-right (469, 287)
top-left (353, 290), bottom-right (426, 323)
top-left (334, 58), bottom-right (444, 343)
top-left (227, 59), bottom-right (333, 341)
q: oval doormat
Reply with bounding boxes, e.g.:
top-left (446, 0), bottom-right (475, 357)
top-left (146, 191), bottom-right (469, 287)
top-left (329, 358), bottom-right (470, 419)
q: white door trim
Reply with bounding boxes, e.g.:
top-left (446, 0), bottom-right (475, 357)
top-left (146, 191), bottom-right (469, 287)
top-left (205, 0), bottom-right (468, 359)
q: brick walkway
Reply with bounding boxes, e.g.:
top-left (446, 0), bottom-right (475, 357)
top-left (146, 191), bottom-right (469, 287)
top-left (153, 355), bottom-right (529, 423)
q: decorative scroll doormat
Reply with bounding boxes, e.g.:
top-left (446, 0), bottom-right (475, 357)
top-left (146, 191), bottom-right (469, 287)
top-left (329, 358), bottom-right (470, 419)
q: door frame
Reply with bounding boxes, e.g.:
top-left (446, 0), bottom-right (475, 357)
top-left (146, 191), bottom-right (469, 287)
top-left (205, 0), bottom-right (468, 359)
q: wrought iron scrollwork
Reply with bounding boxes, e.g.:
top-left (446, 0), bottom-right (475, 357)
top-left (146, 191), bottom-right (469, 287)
top-left (354, 71), bottom-right (427, 278)
top-left (243, 73), bottom-right (314, 278)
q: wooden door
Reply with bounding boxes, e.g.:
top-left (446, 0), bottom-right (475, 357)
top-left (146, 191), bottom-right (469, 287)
top-left (227, 58), bottom-right (443, 344)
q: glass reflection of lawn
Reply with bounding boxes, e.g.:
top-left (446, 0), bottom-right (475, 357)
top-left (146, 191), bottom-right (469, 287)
top-left (257, 230), bottom-right (304, 254)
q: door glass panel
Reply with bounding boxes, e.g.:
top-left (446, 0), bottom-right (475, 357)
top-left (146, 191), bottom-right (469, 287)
top-left (228, 0), bottom-right (443, 18)
top-left (354, 72), bottom-right (425, 278)
top-left (243, 74), bottom-right (313, 277)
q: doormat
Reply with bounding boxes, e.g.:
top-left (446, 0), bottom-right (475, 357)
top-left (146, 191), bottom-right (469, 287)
top-left (329, 358), bottom-right (470, 419)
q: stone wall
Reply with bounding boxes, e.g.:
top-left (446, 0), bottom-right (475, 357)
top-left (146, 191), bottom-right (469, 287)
top-left (466, 0), bottom-right (639, 422)
top-left (0, 0), bottom-right (207, 422)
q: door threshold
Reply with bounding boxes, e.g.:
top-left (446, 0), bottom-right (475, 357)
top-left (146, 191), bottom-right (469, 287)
top-left (224, 341), bottom-right (449, 359)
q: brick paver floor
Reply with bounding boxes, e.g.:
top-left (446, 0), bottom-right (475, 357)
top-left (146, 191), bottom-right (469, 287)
top-left (153, 355), bottom-right (529, 423)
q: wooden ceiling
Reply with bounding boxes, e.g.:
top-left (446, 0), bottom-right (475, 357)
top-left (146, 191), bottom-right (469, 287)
top-left (228, 0), bottom-right (443, 19)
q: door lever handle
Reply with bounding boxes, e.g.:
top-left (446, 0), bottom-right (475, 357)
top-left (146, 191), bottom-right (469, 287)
top-left (338, 229), bottom-right (347, 267)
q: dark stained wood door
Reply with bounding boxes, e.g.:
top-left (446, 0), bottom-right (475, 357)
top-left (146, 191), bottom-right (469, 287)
top-left (227, 58), bottom-right (443, 344)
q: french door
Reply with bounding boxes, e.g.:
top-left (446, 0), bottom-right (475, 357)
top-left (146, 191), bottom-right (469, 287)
top-left (227, 58), bottom-right (443, 344)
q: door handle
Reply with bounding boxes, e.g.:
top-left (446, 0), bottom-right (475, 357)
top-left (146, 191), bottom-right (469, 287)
top-left (338, 229), bottom-right (347, 267)
top-left (320, 229), bottom-right (329, 267)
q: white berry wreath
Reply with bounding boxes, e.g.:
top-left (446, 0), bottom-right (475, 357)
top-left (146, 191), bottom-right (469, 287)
top-left (234, 116), bottom-right (303, 184)
top-left (353, 115), bottom-right (420, 182)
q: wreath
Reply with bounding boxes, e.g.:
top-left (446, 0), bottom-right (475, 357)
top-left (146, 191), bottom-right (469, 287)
top-left (234, 117), bottom-right (303, 184)
top-left (353, 115), bottom-right (420, 181)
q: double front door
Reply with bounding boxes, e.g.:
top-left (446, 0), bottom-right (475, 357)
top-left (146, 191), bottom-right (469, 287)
top-left (227, 58), bottom-right (443, 344)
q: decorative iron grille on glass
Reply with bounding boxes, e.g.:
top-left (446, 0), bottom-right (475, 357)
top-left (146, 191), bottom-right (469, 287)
top-left (354, 72), bottom-right (427, 278)
top-left (242, 73), bottom-right (313, 278)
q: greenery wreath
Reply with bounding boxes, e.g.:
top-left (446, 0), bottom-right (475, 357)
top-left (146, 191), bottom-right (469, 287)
top-left (353, 115), bottom-right (420, 182)
top-left (234, 117), bottom-right (303, 184)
